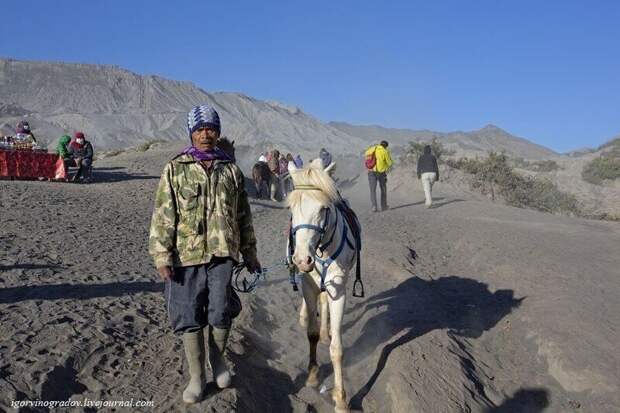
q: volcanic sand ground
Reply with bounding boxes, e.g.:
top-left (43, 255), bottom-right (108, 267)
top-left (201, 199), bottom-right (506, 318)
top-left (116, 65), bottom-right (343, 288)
top-left (1, 146), bottom-right (619, 412)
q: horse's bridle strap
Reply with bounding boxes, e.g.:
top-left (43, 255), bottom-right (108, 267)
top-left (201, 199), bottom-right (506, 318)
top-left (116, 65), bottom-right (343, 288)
top-left (294, 185), bottom-right (321, 190)
top-left (292, 224), bottom-right (325, 234)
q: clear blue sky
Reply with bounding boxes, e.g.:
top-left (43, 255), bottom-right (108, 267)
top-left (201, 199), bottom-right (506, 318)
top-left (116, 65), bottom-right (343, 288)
top-left (1, 0), bottom-right (619, 152)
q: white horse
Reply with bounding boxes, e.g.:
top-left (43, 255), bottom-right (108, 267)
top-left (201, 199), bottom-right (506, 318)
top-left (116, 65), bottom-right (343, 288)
top-left (287, 159), bottom-right (360, 413)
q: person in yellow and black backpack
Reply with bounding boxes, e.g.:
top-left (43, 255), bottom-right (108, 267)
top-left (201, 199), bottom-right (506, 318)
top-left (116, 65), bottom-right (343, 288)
top-left (364, 140), bottom-right (393, 212)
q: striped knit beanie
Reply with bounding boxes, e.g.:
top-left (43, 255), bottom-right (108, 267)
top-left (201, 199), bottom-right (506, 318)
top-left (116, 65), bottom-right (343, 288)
top-left (187, 104), bottom-right (221, 137)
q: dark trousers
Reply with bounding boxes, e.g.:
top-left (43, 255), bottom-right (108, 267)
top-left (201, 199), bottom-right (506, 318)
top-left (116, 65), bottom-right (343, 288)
top-left (165, 257), bottom-right (238, 334)
top-left (368, 171), bottom-right (388, 210)
top-left (65, 158), bottom-right (92, 180)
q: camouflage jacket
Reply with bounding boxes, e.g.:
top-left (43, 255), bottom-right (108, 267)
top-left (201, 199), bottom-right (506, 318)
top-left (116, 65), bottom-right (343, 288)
top-left (148, 154), bottom-right (257, 268)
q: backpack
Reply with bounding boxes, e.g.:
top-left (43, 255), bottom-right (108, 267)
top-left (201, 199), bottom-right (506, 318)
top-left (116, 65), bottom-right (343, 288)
top-left (365, 147), bottom-right (377, 170)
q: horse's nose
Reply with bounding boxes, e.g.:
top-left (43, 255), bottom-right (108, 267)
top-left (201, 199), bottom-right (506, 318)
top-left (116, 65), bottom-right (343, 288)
top-left (294, 255), bottom-right (314, 272)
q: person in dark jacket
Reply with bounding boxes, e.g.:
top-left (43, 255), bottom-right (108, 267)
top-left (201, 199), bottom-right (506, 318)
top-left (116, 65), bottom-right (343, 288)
top-left (294, 154), bottom-right (303, 168)
top-left (417, 145), bottom-right (439, 207)
top-left (319, 147), bottom-right (332, 169)
top-left (67, 132), bottom-right (94, 183)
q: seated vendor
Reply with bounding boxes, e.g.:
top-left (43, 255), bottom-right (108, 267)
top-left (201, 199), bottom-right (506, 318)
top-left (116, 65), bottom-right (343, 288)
top-left (15, 121), bottom-right (37, 144)
top-left (67, 132), bottom-right (94, 183)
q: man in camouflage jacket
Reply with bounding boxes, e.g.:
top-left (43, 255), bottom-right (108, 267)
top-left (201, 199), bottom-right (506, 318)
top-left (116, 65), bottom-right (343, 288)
top-left (149, 104), bottom-right (260, 404)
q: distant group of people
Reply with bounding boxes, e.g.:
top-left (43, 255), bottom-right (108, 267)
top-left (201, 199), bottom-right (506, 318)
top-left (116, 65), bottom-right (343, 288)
top-left (257, 149), bottom-right (305, 200)
top-left (2, 120), bottom-right (95, 183)
top-left (256, 141), bottom-right (440, 209)
top-left (364, 140), bottom-right (439, 210)
top-left (56, 131), bottom-right (94, 183)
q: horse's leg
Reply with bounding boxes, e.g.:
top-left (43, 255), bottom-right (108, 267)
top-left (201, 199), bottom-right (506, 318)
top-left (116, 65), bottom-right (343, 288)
top-left (262, 176), bottom-right (268, 199)
top-left (301, 277), bottom-right (320, 387)
top-left (299, 298), bottom-right (308, 327)
top-left (327, 275), bottom-right (348, 413)
top-left (254, 178), bottom-right (261, 198)
top-left (319, 292), bottom-right (330, 344)
top-left (270, 177), bottom-right (278, 201)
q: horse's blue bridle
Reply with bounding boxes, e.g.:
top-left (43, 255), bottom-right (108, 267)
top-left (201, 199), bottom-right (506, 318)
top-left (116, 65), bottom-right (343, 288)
top-left (290, 194), bottom-right (354, 292)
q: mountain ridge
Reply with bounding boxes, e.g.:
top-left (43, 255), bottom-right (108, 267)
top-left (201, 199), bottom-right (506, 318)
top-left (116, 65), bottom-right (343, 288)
top-left (328, 121), bottom-right (558, 159)
top-left (1, 57), bottom-right (560, 159)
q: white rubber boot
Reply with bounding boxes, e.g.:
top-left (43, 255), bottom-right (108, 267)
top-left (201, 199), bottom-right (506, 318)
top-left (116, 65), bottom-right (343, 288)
top-left (182, 329), bottom-right (206, 404)
top-left (208, 326), bottom-right (232, 388)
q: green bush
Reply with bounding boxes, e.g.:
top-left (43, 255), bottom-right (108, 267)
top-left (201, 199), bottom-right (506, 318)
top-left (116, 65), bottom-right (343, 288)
top-left (511, 157), bottom-right (560, 172)
top-left (582, 156), bottom-right (620, 185)
top-left (400, 138), bottom-right (454, 165)
top-left (448, 152), bottom-right (581, 216)
top-left (531, 160), bottom-right (560, 172)
top-left (598, 137), bottom-right (620, 152)
top-left (137, 139), bottom-right (166, 152)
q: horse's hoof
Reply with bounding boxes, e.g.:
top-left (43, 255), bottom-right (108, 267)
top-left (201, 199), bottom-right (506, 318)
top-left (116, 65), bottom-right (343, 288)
top-left (333, 391), bottom-right (348, 413)
top-left (305, 376), bottom-right (319, 388)
top-left (306, 364), bottom-right (320, 388)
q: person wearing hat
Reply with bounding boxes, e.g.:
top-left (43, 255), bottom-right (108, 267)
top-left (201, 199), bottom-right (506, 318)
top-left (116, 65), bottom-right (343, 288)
top-left (15, 121), bottom-right (37, 143)
top-left (148, 104), bottom-right (261, 404)
top-left (67, 132), bottom-right (94, 182)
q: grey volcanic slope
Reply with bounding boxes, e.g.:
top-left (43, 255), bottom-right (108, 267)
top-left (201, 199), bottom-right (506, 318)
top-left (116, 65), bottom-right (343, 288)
top-left (0, 58), bottom-right (365, 153)
top-left (329, 121), bottom-right (558, 160)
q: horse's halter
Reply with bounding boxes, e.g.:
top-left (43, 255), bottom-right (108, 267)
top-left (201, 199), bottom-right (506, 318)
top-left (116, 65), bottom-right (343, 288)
top-left (288, 184), bottom-right (364, 297)
top-left (290, 186), bottom-right (333, 254)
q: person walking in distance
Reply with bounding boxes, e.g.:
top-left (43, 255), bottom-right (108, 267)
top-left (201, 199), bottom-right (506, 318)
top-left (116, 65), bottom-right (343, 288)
top-left (364, 140), bottom-right (393, 212)
top-left (417, 145), bottom-right (440, 207)
top-left (149, 104), bottom-right (261, 404)
top-left (267, 149), bottom-right (281, 201)
top-left (319, 147), bottom-right (332, 169)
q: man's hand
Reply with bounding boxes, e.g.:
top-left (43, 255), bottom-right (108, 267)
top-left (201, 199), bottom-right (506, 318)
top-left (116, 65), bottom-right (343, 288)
top-left (245, 256), bottom-right (262, 274)
top-left (157, 266), bottom-right (173, 281)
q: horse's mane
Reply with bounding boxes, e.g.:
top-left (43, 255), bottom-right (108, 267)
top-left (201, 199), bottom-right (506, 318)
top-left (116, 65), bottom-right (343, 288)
top-left (287, 159), bottom-right (340, 210)
top-left (216, 136), bottom-right (235, 161)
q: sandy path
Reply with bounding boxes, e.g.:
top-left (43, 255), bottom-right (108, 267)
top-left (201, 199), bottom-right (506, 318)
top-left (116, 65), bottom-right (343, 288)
top-left (1, 147), bottom-right (618, 412)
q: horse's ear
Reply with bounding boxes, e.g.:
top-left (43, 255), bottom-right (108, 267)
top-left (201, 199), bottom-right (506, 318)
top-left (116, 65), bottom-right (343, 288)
top-left (309, 158), bottom-right (323, 169)
top-left (289, 168), bottom-right (300, 184)
top-left (325, 162), bottom-right (337, 175)
top-left (232, 140), bottom-right (235, 145)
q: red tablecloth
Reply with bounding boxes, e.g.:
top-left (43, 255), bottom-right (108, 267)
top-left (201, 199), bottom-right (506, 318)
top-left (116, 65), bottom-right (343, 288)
top-left (0, 149), bottom-right (67, 179)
